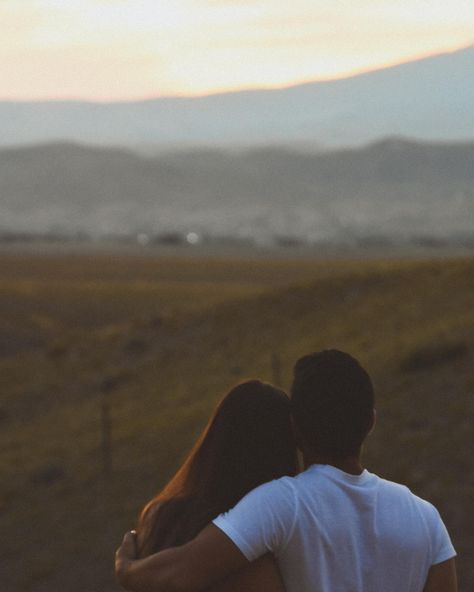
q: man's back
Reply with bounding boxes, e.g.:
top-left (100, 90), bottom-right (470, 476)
top-left (214, 464), bottom-right (456, 592)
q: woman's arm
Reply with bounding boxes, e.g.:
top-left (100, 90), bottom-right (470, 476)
top-left (208, 554), bottom-right (285, 592)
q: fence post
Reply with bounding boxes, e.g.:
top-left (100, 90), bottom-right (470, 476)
top-left (100, 377), bottom-right (116, 479)
top-left (101, 396), bottom-right (112, 478)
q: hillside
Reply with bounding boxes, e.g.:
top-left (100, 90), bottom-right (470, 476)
top-left (0, 254), bottom-right (473, 591)
top-left (1, 139), bottom-right (474, 244)
top-left (1, 44), bottom-right (473, 149)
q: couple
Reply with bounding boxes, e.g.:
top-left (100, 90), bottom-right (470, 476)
top-left (116, 350), bottom-right (457, 592)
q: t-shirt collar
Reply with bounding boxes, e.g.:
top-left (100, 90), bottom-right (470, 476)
top-left (306, 463), bottom-right (373, 484)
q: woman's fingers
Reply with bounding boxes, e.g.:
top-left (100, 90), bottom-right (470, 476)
top-left (115, 530), bottom-right (137, 587)
top-left (117, 530), bottom-right (137, 559)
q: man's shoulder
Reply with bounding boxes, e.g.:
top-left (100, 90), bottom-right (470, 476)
top-left (374, 473), bottom-right (440, 515)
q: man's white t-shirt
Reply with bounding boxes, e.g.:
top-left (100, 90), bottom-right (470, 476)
top-left (213, 464), bottom-right (455, 592)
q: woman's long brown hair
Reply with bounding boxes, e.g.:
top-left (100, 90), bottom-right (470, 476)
top-left (137, 380), bottom-right (298, 556)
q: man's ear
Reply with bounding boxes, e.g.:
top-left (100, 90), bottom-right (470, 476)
top-left (367, 408), bottom-right (376, 436)
top-left (290, 415), bottom-right (306, 452)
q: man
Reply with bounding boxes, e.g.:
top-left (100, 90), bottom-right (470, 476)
top-left (116, 350), bottom-right (457, 592)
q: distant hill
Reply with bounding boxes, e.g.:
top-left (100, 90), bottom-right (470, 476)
top-left (1, 44), bottom-right (474, 149)
top-left (1, 139), bottom-right (474, 245)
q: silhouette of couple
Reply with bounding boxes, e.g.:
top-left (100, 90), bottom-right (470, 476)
top-left (115, 350), bottom-right (457, 592)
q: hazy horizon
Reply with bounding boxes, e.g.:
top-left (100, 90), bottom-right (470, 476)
top-left (2, 139), bottom-right (473, 250)
top-left (2, 1), bottom-right (473, 251)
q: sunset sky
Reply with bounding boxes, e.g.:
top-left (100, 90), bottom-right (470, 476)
top-left (2, 0), bottom-right (474, 101)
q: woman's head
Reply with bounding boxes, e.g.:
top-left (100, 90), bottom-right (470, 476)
top-left (162, 380), bottom-right (298, 509)
top-left (138, 380), bottom-right (297, 555)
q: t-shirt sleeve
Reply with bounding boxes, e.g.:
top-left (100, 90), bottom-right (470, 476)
top-left (212, 477), bottom-right (297, 562)
top-left (428, 505), bottom-right (456, 565)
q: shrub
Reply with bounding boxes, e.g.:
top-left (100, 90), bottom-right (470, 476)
top-left (399, 340), bottom-right (469, 373)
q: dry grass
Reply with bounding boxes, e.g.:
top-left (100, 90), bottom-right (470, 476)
top-left (0, 252), bottom-right (473, 591)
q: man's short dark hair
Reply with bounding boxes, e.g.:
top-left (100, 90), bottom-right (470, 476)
top-left (291, 350), bottom-right (375, 458)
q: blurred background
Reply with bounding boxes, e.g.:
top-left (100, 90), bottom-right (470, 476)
top-left (1, 1), bottom-right (473, 590)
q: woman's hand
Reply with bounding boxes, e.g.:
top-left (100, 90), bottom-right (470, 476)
top-left (115, 531), bottom-right (138, 590)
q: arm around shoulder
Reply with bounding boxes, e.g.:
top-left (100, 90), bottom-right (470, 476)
top-left (116, 525), bottom-right (249, 592)
top-left (209, 554), bottom-right (285, 592)
top-left (423, 558), bottom-right (457, 592)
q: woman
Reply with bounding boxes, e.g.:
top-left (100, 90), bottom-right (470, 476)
top-left (136, 380), bottom-right (298, 591)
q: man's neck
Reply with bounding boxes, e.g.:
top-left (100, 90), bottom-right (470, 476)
top-left (302, 452), bottom-right (364, 476)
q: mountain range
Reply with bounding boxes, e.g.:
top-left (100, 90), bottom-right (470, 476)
top-left (1, 44), bottom-right (474, 149)
top-left (1, 139), bottom-right (473, 244)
